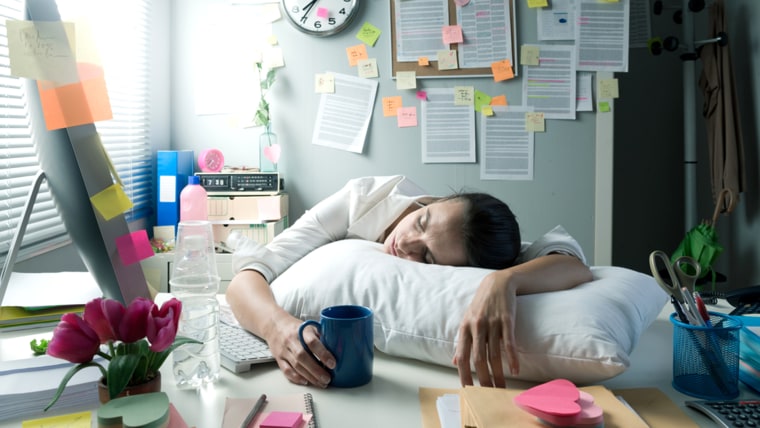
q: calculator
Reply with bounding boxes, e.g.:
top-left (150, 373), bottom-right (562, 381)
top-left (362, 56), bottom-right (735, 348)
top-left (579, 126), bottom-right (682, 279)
top-left (686, 400), bottom-right (760, 427)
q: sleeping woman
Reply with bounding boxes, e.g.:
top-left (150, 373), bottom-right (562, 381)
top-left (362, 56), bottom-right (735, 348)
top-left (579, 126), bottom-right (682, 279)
top-left (226, 175), bottom-right (592, 388)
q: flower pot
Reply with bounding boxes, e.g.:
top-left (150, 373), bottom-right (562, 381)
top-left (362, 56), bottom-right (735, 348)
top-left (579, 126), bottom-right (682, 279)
top-left (97, 372), bottom-right (162, 404)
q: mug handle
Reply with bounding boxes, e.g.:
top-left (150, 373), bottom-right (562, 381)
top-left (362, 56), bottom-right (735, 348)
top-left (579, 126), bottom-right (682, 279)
top-left (297, 320), bottom-right (322, 362)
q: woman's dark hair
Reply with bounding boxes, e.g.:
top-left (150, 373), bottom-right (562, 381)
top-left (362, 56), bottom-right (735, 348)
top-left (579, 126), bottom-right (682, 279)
top-left (440, 193), bottom-right (521, 270)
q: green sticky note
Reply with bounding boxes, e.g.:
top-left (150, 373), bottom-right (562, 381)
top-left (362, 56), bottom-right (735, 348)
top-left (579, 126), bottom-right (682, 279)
top-left (356, 22), bottom-right (381, 46)
top-left (598, 101), bottom-right (611, 112)
top-left (474, 90), bottom-right (492, 113)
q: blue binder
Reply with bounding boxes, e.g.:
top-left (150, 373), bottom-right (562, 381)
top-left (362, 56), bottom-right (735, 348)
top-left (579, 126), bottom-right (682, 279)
top-left (156, 150), bottom-right (194, 227)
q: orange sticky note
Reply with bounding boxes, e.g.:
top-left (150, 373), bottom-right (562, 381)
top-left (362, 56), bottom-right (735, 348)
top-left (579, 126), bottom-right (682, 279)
top-left (397, 106), bottom-right (417, 127)
top-left (491, 59), bottom-right (514, 82)
top-left (382, 96), bottom-right (403, 117)
top-left (418, 56), bottom-right (430, 66)
top-left (116, 230), bottom-right (154, 265)
top-left (90, 183), bottom-right (133, 220)
top-left (442, 25), bottom-right (463, 44)
top-left (37, 62), bottom-right (113, 131)
top-left (346, 44), bottom-right (368, 67)
top-left (491, 94), bottom-right (507, 106)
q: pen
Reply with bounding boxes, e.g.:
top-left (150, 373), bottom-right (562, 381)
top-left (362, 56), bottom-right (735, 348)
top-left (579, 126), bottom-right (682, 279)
top-left (241, 394), bottom-right (267, 428)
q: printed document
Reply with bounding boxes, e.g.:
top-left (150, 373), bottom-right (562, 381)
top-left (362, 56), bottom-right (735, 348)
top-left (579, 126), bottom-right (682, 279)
top-left (575, 0), bottom-right (629, 72)
top-left (394, 0), bottom-right (449, 62)
top-left (537, 0), bottom-right (575, 41)
top-left (456, 0), bottom-right (515, 70)
top-left (522, 44), bottom-right (577, 120)
top-left (420, 88), bottom-right (475, 163)
top-left (480, 106), bottom-right (534, 181)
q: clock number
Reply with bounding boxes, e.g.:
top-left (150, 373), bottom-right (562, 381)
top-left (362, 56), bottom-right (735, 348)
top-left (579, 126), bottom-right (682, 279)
top-left (290, 5), bottom-right (299, 13)
top-left (314, 20), bottom-right (321, 29)
top-left (339, 8), bottom-right (346, 14)
top-left (329, 18), bottom-right (336, 25)
top-left (300, 15), bottom-right (308, 24)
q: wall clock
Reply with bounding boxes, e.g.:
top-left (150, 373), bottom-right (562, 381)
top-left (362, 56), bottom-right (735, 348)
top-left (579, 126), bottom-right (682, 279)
top-left (281, 0), bottom-right (361, 37)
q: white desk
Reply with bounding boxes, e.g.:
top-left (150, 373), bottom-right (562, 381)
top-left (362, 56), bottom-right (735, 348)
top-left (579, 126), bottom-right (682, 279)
top-left (0, 302), bottom-right (753, 428)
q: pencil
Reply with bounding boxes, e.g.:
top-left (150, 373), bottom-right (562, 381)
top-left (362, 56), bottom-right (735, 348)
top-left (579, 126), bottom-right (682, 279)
top-left (241, 394), bottom-right (267, 428)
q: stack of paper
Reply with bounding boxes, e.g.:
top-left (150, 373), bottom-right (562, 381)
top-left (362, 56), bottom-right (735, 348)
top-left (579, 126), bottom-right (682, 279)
top-left (0, 354), bottom-right (100, 421)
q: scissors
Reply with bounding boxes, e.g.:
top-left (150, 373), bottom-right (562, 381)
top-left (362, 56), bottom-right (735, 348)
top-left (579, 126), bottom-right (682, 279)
top-left (649, 250), bottom-right (704, 326)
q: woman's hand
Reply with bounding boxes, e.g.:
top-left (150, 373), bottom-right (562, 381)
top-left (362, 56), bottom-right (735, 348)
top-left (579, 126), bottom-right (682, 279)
top-left (453, 270), bottom-right (517, 388)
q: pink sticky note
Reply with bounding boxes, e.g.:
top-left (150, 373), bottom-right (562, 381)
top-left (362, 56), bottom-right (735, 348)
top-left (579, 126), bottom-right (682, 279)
top-left (316, 7), bottom-right (329, 18)
top-left (260, 411), bottom-right (303, 428)
top-left (416, 90), bottom-right (427, 101)
top-left (442, 25), bottom-right (463, 44)
top-left (397, 106), bottom-right (418, 128)
top-left (115, 230), bottom-right (155, 265)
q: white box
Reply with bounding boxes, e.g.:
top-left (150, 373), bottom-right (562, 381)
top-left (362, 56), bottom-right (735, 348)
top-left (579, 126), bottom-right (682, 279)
top-left (211, 216), bottom-right (288, 247)
top-left (207, 193), bottom-right (288, 222)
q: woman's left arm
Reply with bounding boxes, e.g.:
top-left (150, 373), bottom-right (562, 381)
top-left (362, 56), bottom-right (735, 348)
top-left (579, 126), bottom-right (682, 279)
top-left (453, 254), bottom-right (593, 387)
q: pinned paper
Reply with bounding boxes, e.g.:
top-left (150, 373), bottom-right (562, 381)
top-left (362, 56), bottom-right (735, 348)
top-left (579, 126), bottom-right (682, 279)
top-left (316, 7), bottom-right (329, 18)
top-left (315, 73), bottom-right (335, 93)
top-left (357, 58), bottom-right (378, 78)
top-left (442, 25), bottom-right (464, 44)
top-left (418, 56), bottom-right (430, 66)
top-left (482, 105), bottom-right (494, 116)
top-left (346, 44), bottom-right (368, 67)
top-left (437, 50), bottom-right (458, 70)
top-left (521, 45), bottom-right (540, 66)
top-left (116, 230), bottom-right (154, 265)
top-left (598, 101), bottom-right (611, 112)
top-left (474, 90), bottom-right (492, 112)
top-left (526, 112), bottom-right (546, 132)
top-left (599, 78), bottom-right (620, 99)
top-left (527, 0), bottom-right (549, 7)
top-left (397, 106), bottom-right (418, 128)
top-left (396, 71), bottom-right (417, 90)
top-left (37, 62), bottom-right (113, 130)
top-left (356, 22), bottom-right (381, 46)
top-left (382, 96), bottom-right (403, 117)
top-left (7, 20), bottom-right (78, 83)
top-left (453, 86), bottom-right (474, 106)
top-left (90, 183), bottom-right (133, 221)
top-left (416, 90), bottom-right (428, 101)
top-left (491, 59), bottom-right (514, 82)
top-left (490, 94), bottom-right (507, 106)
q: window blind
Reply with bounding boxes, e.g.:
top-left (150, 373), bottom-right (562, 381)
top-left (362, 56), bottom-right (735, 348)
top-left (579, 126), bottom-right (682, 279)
top-left (0, 0), bottom-right (152, 261)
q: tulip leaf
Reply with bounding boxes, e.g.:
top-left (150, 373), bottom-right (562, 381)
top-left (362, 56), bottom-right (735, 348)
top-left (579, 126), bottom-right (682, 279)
top-left (151, 336), bottom-right (201, 372)
top-left (107, 353), bottom-right (140, 399)
top-left (45, 361), bottom-right (106, 411)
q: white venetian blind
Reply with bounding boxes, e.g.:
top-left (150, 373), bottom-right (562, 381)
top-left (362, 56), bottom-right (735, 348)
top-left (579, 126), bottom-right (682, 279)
top-left (0, 0), bottom-right (152, 261)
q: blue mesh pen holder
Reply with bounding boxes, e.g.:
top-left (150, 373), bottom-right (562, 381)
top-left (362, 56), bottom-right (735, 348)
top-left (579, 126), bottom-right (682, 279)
top-left (671, 312), bottom-right (742, 400)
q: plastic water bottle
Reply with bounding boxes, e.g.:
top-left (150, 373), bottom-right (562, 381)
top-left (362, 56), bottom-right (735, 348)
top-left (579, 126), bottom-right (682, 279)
top-left (170, 221), bottom-right (221, 388)
top-left (179, 175), bottom-right (208, 221)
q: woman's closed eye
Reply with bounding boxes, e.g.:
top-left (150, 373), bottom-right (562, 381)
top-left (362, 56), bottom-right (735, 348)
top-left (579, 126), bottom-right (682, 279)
top-left (417, 209), bottom-right (435, 264)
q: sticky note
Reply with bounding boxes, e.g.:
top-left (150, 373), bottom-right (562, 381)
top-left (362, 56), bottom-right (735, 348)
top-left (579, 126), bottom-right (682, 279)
top-left (90, 183), bottom-right (133, 220)
top-left (315, 73), bottom-right (335, 93)
top-left (527, 0), bottom-right (549, 7)
top-left (437, 49), bottom-right (458, 70)
top-left (356, 22), bottom-right (381, 46)
top-left (263, 46), bottom-right (285, 69)
top-left (396, 71), bottom-right (416, 89)
top-left (260, 411), bottom-right (303, 428)
top-left (482, 105), bottom-right (494, 116)
top-left (598, 101), bottom-right (611, 112)
top-left (491, 59), bottom-right (514, 82)
top-left (442, 25), bottom-right (463, 44)
top-left (418, 56), bottom-right (430, 66)
top-left (22, 410), bottom-right (92, 428)
top-left (526, 112), bottom-right (546, 132)
top-left (382, 96), bottom-right (403, 117)
top-left (267, 35), bottom-right (278, 45)
top-left (453, 86), bottom-right (474, 106)
top-left (416, 90), bottom-right (428, 101)
top-left (116, 230), bottom-right (154, 265)
top-left (521, 45), bottom-right (540, 66)
top-left (357, 58), bottom-right (378, 78)
top-left (598, 78), bottom-right (620, 99)
top-left (316, 7), bottom-right (329, 18)
top-left (7, 20), bottom-right (79, 83)
top-left (38, 62), bottom-right (113, 131)
top-left (346, 44), bottom-right (368, 67)
top-left (490, 94), bottom-right (507, 106)
top-left (397, 106), bottom-right (418, 128)
top-left (474, 90), bottom-right (492, 112)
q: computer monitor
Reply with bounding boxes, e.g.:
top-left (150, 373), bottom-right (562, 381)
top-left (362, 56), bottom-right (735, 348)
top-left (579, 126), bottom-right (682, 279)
top-left (0, 0), bottom-right (151, 305)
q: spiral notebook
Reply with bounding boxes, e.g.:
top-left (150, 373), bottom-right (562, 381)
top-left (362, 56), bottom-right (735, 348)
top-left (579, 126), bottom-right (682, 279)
top-left (221, 393), bottom-right (317, 428)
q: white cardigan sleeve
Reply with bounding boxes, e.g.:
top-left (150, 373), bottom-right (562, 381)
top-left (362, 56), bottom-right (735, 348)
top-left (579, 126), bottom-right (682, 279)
top-left (516, 225), bottom-right (587, 265)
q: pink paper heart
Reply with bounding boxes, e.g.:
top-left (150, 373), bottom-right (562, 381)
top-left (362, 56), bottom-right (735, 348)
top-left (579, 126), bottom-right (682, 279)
top-left (514, 379), bottom-right (581, 416)
top-left (264, 143), bottom-right (281, 164)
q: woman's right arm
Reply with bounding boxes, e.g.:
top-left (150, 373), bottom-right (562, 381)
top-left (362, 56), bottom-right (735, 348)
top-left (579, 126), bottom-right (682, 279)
top-left (226, 269), bottom-right (335, 388)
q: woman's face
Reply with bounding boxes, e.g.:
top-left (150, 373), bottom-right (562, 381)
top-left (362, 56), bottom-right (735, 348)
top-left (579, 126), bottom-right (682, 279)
top-left (383, 199), bottom-right (468, 266)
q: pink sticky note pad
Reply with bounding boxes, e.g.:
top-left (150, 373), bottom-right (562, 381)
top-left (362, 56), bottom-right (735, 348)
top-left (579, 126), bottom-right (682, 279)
top-left (115, 230), bottom-right (154, 265)
top-left (513, 379), bottom-right (603, 427)
top-left (260, 411), bottom-right (303, 428)
top-left (316, 7), bottom-right (329, 18)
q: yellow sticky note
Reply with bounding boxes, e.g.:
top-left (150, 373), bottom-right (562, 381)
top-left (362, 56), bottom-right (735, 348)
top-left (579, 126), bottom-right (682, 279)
top-left (598, 101), bottom-right (611, 112)
top-left (474, 90), bottom-right (492, 112)
top-left (356, 22), bottom-right (382, 46)
top-left (91, 183), bottom-right (133, 221)
top-left (267, 34), bottom-right (278, 45)
top-left (397, 106), bottom-right (418, 128)
top-left (525, 112), bottom-right (545, 132)
top-left (22, 411), bottom-right (92, 428)
top-left (436, 49), bottom-right (458, 70)
top-left (418, 56), bottom-right (430, 66)
top-left (454, 86), bottom-right (474, 106)
top-left (599, 78), bottom-right (620, 99)
top-left (527, 0), bottom-right (549, 7)
top-left (490, 94), bottom-right (507, 106)
top-left (521, 45), bottom-right (540, 66)
top-left (396, 71), bottom-right (416, 90)
top-left (481, 105), bottom-right (494, 116)
top-left (491, 59), bottom-right (514, 82)
top-left (357, 58), bottom-right (378, 78)
top-left (7, 20), bottom-right (78, 83)
top-left (382, 96), bottom-right (403, 117)
top-left (315, 73), bottom-right (335, 93)
top-left (346, 44), bottom-right (368, 67)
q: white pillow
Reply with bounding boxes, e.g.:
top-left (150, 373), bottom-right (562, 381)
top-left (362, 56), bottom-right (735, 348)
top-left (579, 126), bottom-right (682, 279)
top-left (271, 239), bottom-right (668, 384)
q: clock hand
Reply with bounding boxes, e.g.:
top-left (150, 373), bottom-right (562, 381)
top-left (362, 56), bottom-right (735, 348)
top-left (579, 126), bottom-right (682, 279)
top-left (301, 0), bottom-right (318, 22)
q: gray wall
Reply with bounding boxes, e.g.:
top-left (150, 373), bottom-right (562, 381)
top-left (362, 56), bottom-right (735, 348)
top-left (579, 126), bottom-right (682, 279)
top-left (170, 0), bottom-right (598, 259)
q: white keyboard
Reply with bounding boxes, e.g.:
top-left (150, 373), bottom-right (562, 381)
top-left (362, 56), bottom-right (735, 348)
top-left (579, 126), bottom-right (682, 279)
top-left (219, 320), bottom-right (275, 373)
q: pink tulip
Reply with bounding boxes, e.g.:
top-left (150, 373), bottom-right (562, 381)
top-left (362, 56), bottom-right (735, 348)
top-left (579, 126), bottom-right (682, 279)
top-left (147, 298), bottom-right (182, 352)
top-left (83, 298), bottom-right (125, 343)
top-left (47, 313), bottom-right (101, 363)
top-left (118, 297), bottom-right (153, 343)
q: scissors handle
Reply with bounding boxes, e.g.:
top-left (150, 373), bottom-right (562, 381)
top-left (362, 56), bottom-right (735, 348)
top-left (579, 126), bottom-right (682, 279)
top-left (649, 250), bottom-right (684, 303)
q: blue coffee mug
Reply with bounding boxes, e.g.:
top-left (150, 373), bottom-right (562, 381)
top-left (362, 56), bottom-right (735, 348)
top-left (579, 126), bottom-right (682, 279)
top-left (297, 305), bottom-right (374, 388)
